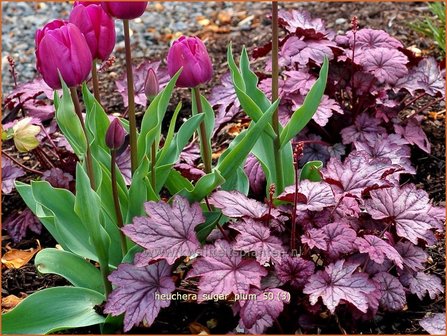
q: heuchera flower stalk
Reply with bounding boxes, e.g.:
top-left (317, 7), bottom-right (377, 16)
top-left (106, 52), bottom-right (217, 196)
top-left (101, 1), bottom-right (147, 20)
top-left (167, 36), bottom-right (213, 88)
top-left (35, 20), bottom-right (92, 89)
top-left (69, 3), bottom-right (116, 62)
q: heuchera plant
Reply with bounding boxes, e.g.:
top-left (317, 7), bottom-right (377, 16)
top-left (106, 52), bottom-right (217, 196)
top-left (2, 4), bottom-right (445, 336)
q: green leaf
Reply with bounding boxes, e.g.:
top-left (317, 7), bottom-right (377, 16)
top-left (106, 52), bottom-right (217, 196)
top-left (35, 249), bottom-right (104, 293)
top-left (239, 47), bottom-right (271, 111)
top-left (126, 156), bottom-right (158, 223)
top-left (138, 70), bottom-right (181, 162)
top-left (165, 169), bottom-right (194, 195)
top-left (179, 169), bottom-right (225, 202)
top-left (195, 211), bottom-right (221, 245)
top-left (217, 99), bottom-right (278, 179)
top-left (156, 102), bottom-right (182, 165)
top-left (27, 181), bottom-right (98, 261)
top-left (221, 166), bottom-right (249, 195)
top-left (121, 244), bottom-right (144, 264)
top-left (227, 45), bottom-right (276, 139)
top-left (280, 57), bottom-right (329, 148)
top-left (300, 160), bottom-right (323, 182)
top-left (74, 164), bottom-right (111, 263)
top-left (1, 287), bottom-right (105, 334)
top-left (55, 81), bottom-right (87, 157)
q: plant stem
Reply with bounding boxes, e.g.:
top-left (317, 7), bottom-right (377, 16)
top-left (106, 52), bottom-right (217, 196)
top-left (111, 151), bottom-right (128, 256)
top-left (193, 87), bottom-right (212, 174)
top-left (2, 150), bottom-right (44, 175)
top-left (290, 158), bottom-right (299, 252)
top-left (151, 141), bottom-right (157, 191)
top-left (271, 1), bottom-right (284, 194)
top-left (100, 262), bottom-right (113, 296)
top-left (91, 59), bottom-right (101, 106)
top-left (70, 87), bottom-right (96, 190)
top-left (123, 19), bottom-right (138, 175)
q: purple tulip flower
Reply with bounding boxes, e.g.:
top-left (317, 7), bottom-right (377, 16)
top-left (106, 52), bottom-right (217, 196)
top-left (70, 2), bottom-right (116, 61)
top-left (35, 20), bottom-right (92, 89)
top-left (101, 1), bottom-right (147, 20)
top-left (167, 36), bottom-right (213, 88)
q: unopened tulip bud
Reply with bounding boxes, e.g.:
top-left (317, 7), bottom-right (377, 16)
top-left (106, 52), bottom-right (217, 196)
top-left (167, 36), bottom-right (213, 88)
top-left (106, 118), bottom-right (126, 150)
top-left (144, 68), bottom-right (159, 100)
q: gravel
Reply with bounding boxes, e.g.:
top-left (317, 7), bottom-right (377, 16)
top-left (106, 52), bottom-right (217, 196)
top-left (1, 1), bottom-right (260, 94)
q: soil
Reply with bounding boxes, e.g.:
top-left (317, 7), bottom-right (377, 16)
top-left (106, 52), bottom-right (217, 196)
top-left (1, 2), bottom-right (445, 335)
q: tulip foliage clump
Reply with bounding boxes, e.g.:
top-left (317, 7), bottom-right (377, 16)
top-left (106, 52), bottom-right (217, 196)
top-left (1, 3), bottom-right (445, 335)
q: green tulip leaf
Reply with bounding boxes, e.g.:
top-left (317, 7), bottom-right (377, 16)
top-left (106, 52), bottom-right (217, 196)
top-left (35, 249), bottom-right (104, 293)
top-left (280, 57), bottom-right (329, 148)
top-left (195, 211), bottom-right (222, 245)
top-left (300, 160), bottom-right (323, 182)
top-left (1, 287), bottom-right (105, 334)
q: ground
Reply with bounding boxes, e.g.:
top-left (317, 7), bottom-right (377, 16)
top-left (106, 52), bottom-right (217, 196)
top-left (1, 2), bottom-right (445, 334)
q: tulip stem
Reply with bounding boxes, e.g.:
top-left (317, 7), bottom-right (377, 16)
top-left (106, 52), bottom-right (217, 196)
top-left (123, 19), bottom-right (138, 175)
top-left (111, 150), bottom-right (128, 256)
top-left (91, 59), bottom-right (101, 106)
top-left (193, 87), bottom-right (212, 174)
top-left (151, 141), bottom-right (157, 191)
top-left (271, 1), bottom-right (284, 195)
top-left (70, 87), bottom-right (96, 190)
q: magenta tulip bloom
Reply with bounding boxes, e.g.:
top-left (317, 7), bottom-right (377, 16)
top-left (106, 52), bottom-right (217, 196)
top-left (101, 1), bottom-right (147, 20)
top-left (35, 20), bottom-right (92, 89)
top-left (167, 36), bottom-right (213, 88)
top-left (70, 3), bottom-right (116, 61)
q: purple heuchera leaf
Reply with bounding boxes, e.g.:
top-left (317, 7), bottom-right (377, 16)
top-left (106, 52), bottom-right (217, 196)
top-left (209, 72), bottom-right (241, 134)
top-left (116, 146), bottom-right (131, 185)
top-left (42, 168), bottom-right (73, 189)
top-left (395, 57), bottom-right (445, 97)
top-left (404, 272), bottom-right (444, 300)
top-left (239, 287), bottom-right (290, 333)
top-left (303, 260), bottom-right (378, 313)
top-left (347, 29), bottom-right (403, 50)
top-left (321, 222), bottom-right (357, 258)
top-left (372, 272), bottom-right (406, 311)
top-left (275, 255), bottom-right (315, 288)
top-left (301, 228), bottom-right (327, 250)
top-left (229, 219), bottom-right (285, 265)
top-left (340, 113), bottom-right (386, 145)
top-left (208, 190), bottom-right (268, 219)
top-left (355, 235), bottom-right (403, 269)
top-left (122, 196), bottom-right (204, 264)
top-left (394, 241), bottom-right (427, 272)
top-left (244, 155), bottom-right (266, 196)
top-left (366, 185), bottom-right (432, 244)
top-left (420, 313), bottom-right (446, 335)
top-left (394, 116), bottom-right (431, 153)
top-left (280, 36), bottom-right (336, 66)
top-left (283, 70), bottom-right (317, 95)
top-left (116, 60), bottom-right (169, 107)
top-left (322, 151), bottom-right (400, 198)
top-left (354, 135), bottom-right (415, 174)
top-left (187, 239), bottom-right (267, 300)
top-left (1, 157), bottom-right (25, 194)
top-left (3, 208), bottom-right (42, 243)
top-left (357, 48), bottom-right (408, 84)
top-left (278, 10), bottom-right (330, 37)
top-left (104, 261), bottom-right (175, 332)
top-left (301, 222), bottom-right (357, 257)
top-left (278, 180), bottom-right (336, 212)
